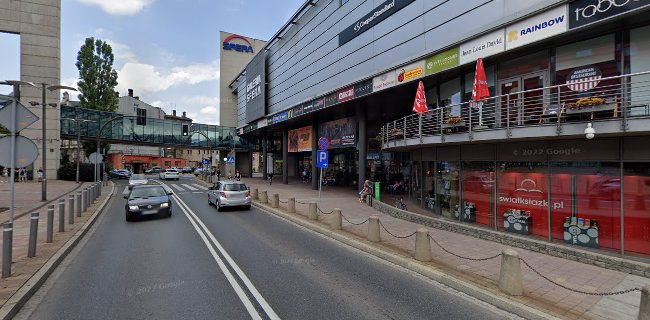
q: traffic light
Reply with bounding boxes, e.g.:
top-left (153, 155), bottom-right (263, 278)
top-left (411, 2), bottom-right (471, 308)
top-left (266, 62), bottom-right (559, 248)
top-left (182, 124), bottom-right (189, 136)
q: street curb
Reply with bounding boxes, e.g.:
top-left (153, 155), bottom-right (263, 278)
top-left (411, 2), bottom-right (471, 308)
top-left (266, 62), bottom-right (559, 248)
top-left (0, 181), bottom-right (116, 320)
top-left (3, 182), bottom-right (85, 224)
top-left (251, 201), bottom-right (559, 320)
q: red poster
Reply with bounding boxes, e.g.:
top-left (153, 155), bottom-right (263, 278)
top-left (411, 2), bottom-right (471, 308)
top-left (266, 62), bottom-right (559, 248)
top-left (498, 172), bottom-right (549, 238)
top-left (624, 176), bottom-right (650, 255)
top-left (463, 171), bottom-right (493, 227)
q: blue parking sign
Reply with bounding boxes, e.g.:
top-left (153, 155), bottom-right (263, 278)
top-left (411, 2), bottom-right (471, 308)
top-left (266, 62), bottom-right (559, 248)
top-left (317, 151), bottom-right (328, 169)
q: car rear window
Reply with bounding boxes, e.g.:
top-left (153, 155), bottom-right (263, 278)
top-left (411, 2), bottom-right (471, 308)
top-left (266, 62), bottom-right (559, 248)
top-left (131, 174), bottom-right (145, 179)
top-left (223, 184), bottom-right (247, 191)
top-left (166, 170), bottom-right (178, 173)
top-left (130, 187), bottom-right (167, 198)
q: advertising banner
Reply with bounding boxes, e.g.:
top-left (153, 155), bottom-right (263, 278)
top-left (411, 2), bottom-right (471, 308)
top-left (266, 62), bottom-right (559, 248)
top-left (373, 70), bottom-right (396, 92)
top-left (313, 98), bottom-right (325, 111)
top-left (569, 0), bottom-right (649, 29)
top-left (396, 60), bottom-right (425, 85)
top-left (506, 5), bottom-right (568, 50)
top-left (288, 126), bottom-right (312, 152)
top-left (272, 112), bottom-right (288, 124)
top-left (425, 47), bottom-right (459, 76)
top-left (318, 117), bottom-right (356, 148)
top-left (354, 79), bottom-right (373, 98)
top-left (339, 0), bottom-right (416, 46)
top-left (459, 29), bottom-right (505, 65)
top-left (338, 86), bottom-right (355, 103)
top-left (245, 51), bottom-right (266, 123)
top-left (303, 100), bottom-right (314, 114)
top-left (324, 92), bottom-right (339, 108)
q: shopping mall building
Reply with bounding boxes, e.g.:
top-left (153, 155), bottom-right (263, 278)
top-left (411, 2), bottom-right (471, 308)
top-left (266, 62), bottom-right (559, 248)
top-left (234, 0), bottom-right (650, 258)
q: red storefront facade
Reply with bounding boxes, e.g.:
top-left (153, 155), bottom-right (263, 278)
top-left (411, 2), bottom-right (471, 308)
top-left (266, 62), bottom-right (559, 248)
top-left (108, 154), bottom-right (186, 173)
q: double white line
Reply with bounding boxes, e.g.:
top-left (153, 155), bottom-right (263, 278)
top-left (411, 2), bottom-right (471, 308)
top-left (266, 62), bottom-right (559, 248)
top-left (160, 182), bottom-right (280, 320)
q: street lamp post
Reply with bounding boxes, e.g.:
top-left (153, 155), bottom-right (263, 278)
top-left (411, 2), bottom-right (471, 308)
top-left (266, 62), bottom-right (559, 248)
top-left (96, 115), bottom-right (125, 183)
top-left (30, 84), bottom-right (77, 201)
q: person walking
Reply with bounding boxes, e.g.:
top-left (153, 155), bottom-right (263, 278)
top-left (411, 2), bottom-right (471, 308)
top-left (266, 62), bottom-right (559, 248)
top-left (216, 169), bottom-right (221, 182)
top-left (1, 168), bottom-right (7, 183)
top-left (235, 170), bottom-right (241, 181)
top-left (268, 171), bottom-right (274, 185)
top-left (37, 167), bottom-right (44, 182)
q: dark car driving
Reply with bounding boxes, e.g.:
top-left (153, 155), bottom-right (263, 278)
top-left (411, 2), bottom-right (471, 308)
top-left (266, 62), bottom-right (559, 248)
top-left (124, 185), bottom-right (173, 221)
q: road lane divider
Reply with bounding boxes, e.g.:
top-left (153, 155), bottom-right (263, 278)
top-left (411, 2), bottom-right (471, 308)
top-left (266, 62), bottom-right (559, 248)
top-left (157, 181), bottom-right (279, 320)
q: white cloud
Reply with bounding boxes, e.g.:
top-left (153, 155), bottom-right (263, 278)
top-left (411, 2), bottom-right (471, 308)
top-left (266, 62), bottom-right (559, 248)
top-left (187, 96), bottom-right (219, 106)
top-left (77, 0), bottom-right (155, 16)
top-left (198, 106), bottom-right (220, 125)
top-left (116, 60), bottom-right (219, 95)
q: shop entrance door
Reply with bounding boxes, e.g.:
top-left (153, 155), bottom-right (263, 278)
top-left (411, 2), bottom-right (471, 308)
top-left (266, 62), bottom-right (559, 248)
top-left (498, 71), bottom-right (548, 127)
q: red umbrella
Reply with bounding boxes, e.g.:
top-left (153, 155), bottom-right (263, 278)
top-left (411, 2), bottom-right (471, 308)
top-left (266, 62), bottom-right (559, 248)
top-left (471, 58), bottom-right (490, 126)
top-left (412, 80), bottom-right (428, 114)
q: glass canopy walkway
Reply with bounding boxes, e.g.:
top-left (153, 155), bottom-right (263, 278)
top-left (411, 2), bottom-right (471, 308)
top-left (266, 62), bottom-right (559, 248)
top-left (60, 106), bottom-right (249, 150)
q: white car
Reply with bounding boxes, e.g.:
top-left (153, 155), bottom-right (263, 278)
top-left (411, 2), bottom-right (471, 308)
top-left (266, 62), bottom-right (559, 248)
top-left (128, 174), bottom-right (148, 190)
top-left (159, 169), bottom-right (180, 180)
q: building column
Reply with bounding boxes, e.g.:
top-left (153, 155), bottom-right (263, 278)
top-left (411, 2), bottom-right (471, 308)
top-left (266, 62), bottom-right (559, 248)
top-left (262, 135), bottom-right (268, 181)
top-left (248, 147), bottom-right (253, 177)
top-left (282, 129), bottom-right (288, 184)
top-left (311, 121), bottom-right (318, 190)
top-left (357, 104), bottom-right (367, 192)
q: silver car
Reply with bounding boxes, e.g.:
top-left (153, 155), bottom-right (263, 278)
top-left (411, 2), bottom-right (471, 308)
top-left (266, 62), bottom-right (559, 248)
top-left (128, 174), bottom-right (148, 190)
top-left (208, 181), bottom-right (251, 211)
top-left (159, 169), bottom-right (180, 180)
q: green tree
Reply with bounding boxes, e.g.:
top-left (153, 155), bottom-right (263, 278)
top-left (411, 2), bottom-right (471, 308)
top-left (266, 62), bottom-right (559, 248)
top-left (75, 37), bottom-right (119, 156)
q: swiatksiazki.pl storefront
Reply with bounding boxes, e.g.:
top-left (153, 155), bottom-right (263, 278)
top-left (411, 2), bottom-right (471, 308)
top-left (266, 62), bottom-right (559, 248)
top-left (410, 138), bottom-right (650, 258)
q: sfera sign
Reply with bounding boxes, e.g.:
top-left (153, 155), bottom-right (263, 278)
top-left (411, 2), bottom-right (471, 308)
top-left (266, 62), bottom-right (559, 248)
top-left (569, 0), bottom-right (649, 29)
top-left (223, 34), bottom-right (254, 54)
top-left (338, 0), bottom-right (416, 46)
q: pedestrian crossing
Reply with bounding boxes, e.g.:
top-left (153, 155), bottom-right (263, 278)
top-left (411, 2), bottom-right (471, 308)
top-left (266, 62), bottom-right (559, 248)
top-left (169, 183), bottom-right (208, 192)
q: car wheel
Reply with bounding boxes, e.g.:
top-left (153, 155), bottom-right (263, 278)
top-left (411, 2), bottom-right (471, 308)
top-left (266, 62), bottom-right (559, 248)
top-left (216, 202), bottom-right (222, 212)
top-left (166, 210), bottom-right (172, 218)
top-left (126, 213), bottom-right (134, 222)
top-left (245, 205), bottom-right (251, 210)
top-left (208, 196), bottom-right (212, 206)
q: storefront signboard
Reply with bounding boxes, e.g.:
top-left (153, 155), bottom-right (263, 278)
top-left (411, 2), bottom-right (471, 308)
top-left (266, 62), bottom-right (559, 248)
top-left (324, 92), bottom-right (339, 108)
top-left (318, 117), bottom-right (356, 148)
top-left (354, 79), bottom-right (373, 98)
top-left (459, 29), bottom-right (505, 65)
top-left (569, 0), bottom-right (650, 29)
top-left (293, 104), bottom-right (304, 117)
top-left (303, 101), bottom-right (314, 114)
top-left (506, 5), bottom-right (568, 50)
top-left (425, 47), bottom-right (459, 76)
top-left (338, 86), bottom-right (355, 103)
top-left (245, 51), bottom-right (266, 123)
top-left (257, 118), bottom-right (267, 128)
top-left (566, 65), bottom-right (602, 92)
top-left (339, 0), bottom-right (416, 46)
top-left (272, 112), bottom-right (288, 124)
top-left (373, 70), bottom-right (396, 92)
top-left (396, 60), bottom-right (425, 84)
top-left (288, 126), bottom-right (312, 152)
top-left (313, 98), bottom-right (325, 111)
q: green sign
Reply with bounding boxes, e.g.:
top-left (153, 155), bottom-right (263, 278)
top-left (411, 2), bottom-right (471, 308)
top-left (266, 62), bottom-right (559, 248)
top-left (425, 47), bottom-right (459, 76)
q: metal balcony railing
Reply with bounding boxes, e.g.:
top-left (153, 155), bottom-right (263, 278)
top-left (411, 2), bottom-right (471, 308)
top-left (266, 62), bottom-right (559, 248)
top-left (381, 71), bottom-right (650, 147)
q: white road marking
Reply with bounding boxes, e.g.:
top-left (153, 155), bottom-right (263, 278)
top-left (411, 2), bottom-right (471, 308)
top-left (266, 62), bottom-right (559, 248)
top-left (192, 192), bottom-right (203, 194)
top-left (165, 182), bottom-right (279, 320)
top-left (171, 184), bottom-right (185, 191)
top-left (193, 184), bottom-right (208, 190)
top-left (182, 184), bottom-right (198, 191)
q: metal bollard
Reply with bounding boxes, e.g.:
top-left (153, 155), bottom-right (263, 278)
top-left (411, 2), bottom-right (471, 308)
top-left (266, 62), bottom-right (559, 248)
top-left (59, 199), bottom-right (65, 232)
top-left (28, 212), bottom-right (39, 257)
top-left (271, 194), bottom-right (279, 208)
top-left (252, 188), bottom-right (258, 200)
top-left (83, 189), bottom-right (88, 212)
top-left (91, 184), bottom-right (95, 203)
top-left (288, 198), bottom-right (295, 213)
top-left (640, 285), bottom-right (650, 320)
top-left (76, 191), bottom-right (82, 217)
top-left (46, 205), bottom-right (54, 243)
top-left (331, 208), bottom-right (342, 230)
top-left (2, 223), bottom-right (13, 278)
top-left (367, 215), bottom-right (380, 242)
top-left (499, 248), bottom-right (523, 296)
top-left (260, 191), bottom-right (268, 204)
top-left (414, 228), bottom-right (432, 262)
top-left (308, 202), bottom-right (318, 220)
top-left (69, 194), bottom-right (75, 224)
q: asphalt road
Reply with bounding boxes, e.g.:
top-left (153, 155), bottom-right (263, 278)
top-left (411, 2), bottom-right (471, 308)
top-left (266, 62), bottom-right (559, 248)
top-left (16, 176), bottom-right (519, 320)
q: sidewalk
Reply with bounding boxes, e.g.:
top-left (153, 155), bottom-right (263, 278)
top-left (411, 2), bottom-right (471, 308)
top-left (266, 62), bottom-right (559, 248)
top-left (240, 177), bottom-right (648, 320)
top-left (0, 181), bottom-right (112, 313)
top-left (0, 180), bottom-right (84, 223)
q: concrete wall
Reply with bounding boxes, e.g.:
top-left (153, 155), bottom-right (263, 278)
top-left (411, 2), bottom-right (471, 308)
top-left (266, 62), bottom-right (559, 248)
top-left (265, 0), bottom-right (561, 115)
top-left (0, 0), bottom-right (61, 179)
top-left (219, 31), bottom-right (267, 128)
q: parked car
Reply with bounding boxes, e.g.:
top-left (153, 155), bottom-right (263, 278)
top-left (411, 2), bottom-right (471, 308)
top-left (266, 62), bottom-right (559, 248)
top-left (110, 169), bottom-right (132, 179)
top-left (128, 174), bottom-right (148, 190)
top-left (159, 168), bottom-right (180, 180)
top-left (194, 168), bottom-right (204, 176)
top-left (208, 181), bottom-right (251, 211)
top-left (124, 185), bottom-right (172, 221)
top-left (182, 166), bottom-right (193, 173)
top-left (144, 167), bottom-right (162, 174)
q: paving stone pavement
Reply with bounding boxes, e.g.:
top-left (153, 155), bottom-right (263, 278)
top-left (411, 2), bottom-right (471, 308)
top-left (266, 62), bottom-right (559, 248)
top-left (240, 177), bottom-right (647, 320)
top-left (0, 180), bottom-right (84, 222)
top-left (0, 181), bottom-right (109, 308)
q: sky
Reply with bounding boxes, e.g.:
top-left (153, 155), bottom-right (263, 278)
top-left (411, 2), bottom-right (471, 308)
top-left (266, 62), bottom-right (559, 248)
top-left (0, 0), bottom-right (305, 125)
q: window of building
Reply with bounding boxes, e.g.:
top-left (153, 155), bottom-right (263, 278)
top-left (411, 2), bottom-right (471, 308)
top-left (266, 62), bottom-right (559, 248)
top-left (624, 162), bottom-right (650, 256)
top-left (436, 161), bottom-right (461, 219)
top-left (462, 162), bottom-right (495, 227)
top-left (629, 26), bottom-right (650, 116)
top-left (498, 51), bottom-right (549, 80)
